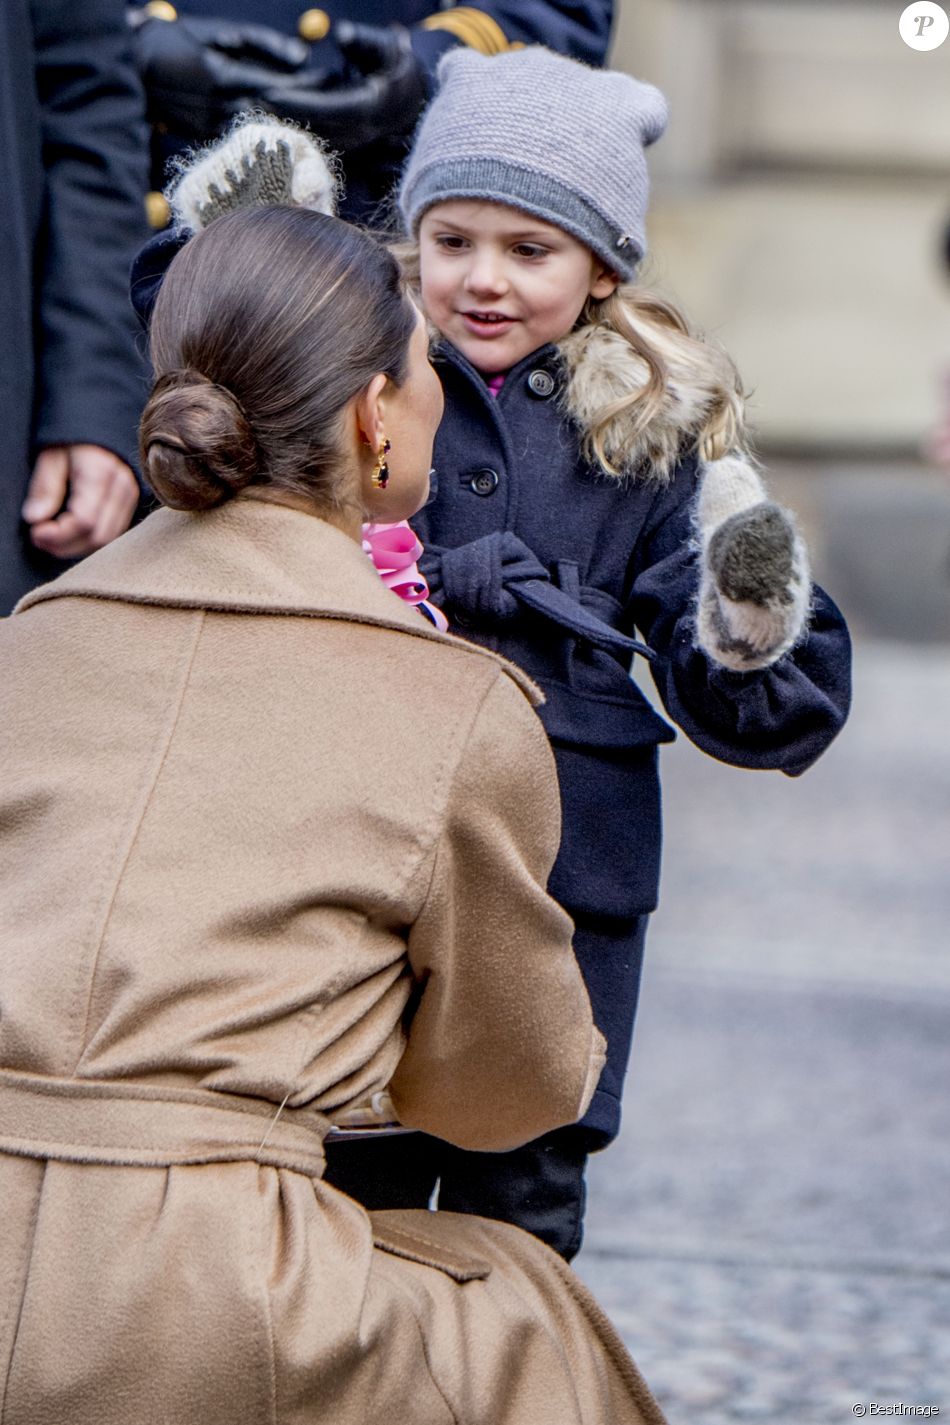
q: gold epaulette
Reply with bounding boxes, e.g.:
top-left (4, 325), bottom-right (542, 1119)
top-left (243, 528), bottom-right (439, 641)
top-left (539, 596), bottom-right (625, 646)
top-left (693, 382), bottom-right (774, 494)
top-left (421, 7), bottom-right (510, 55)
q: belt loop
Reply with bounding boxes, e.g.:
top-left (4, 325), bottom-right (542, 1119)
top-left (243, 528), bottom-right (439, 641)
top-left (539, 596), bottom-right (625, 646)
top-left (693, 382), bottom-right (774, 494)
top-left (554, 560), bottom-right (581, 602)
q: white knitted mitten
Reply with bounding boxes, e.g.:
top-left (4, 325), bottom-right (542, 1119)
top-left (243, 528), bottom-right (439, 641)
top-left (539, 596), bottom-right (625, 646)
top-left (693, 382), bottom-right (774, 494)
top-left (168, 113), bottom-right (338, 233)
top-left (695, 455), bottom-right (811, 671)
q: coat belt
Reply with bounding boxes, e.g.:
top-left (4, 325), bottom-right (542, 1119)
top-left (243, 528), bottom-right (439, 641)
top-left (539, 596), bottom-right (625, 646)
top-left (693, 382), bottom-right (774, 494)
top-left (0, 1068), bottom-right (330, 1177)
top-left (423, 531), bottom-right (654, 661)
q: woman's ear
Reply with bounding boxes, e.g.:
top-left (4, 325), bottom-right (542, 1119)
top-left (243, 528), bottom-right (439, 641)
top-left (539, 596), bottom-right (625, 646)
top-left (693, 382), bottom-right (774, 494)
top-left (353, 372), bottom-right (389, 452)
top-left (353, 372), bottom-right (400, 516)
top-left (590, 264), bottom-right (621, 301)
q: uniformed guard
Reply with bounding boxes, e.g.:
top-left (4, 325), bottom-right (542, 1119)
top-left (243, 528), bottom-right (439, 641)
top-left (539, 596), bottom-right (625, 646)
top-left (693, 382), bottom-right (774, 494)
top-left (131, 0), bottom-right (614, 225)
top-left (2, 0), bottom-right (150, 615)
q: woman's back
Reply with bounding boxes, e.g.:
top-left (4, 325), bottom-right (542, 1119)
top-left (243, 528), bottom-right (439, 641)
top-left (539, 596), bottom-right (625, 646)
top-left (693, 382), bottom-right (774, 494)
top-left (0, 497), bottom-right (599, 1143)
top-left (0, 497), bottom-right (670, 1425)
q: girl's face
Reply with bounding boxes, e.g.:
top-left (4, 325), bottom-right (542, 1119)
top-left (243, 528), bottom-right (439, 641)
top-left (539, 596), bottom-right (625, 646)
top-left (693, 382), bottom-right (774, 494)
top-left (418, 200), bottom-right (619, 374)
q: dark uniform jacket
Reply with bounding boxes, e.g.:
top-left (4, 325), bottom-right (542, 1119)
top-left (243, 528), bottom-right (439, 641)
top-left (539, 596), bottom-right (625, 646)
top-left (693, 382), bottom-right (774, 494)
top-left (154, 1), bottom-right (613, 72)
top-left (139, 1), bottom-right (613, 222)
top-left (413, 337), bottom-right (853, 925)
top-left (177, 0), bottom-right (610, 58)
top-left (0, 0), bottom-right (150, 614)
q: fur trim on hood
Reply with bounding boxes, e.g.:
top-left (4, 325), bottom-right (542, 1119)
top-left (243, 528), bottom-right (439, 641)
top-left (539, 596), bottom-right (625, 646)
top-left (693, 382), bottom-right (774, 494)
top-left (556, 320), bottom-right (736, 485)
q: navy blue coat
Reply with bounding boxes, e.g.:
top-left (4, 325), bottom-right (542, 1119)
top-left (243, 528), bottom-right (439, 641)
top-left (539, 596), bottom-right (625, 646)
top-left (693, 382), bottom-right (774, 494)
top-left (0, 0), bottom-right (150, 614)
top-left (413, 341), bottom-right (853, 925)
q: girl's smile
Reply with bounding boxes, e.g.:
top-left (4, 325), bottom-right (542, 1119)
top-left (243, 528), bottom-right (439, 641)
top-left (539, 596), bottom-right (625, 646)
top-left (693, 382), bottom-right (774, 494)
top-left (459, 310), bottom-right (518, 338)
top-left (418, 200), bottom-right (618, 374)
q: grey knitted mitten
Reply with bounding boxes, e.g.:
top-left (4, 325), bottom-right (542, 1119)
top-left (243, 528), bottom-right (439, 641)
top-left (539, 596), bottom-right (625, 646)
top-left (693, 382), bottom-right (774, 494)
top-left (695, 455), bottom-right (811, 670)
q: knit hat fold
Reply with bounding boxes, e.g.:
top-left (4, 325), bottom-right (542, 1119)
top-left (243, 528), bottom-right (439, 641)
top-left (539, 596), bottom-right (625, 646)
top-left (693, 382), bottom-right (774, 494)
top-left (399, 47), bottom-right (669, 279)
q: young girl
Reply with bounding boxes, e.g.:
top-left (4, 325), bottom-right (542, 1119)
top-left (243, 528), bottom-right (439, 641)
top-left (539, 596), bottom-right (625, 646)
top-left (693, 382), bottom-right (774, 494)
top-left (323, 46), bottom-right (853, 1257)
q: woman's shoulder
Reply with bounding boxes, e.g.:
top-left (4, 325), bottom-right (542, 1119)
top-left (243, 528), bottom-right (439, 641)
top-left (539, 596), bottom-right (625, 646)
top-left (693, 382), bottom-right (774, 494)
top-left (14, 505), bottom-right (543, 707)
top-left (392, 624), bottom-right (545, 713)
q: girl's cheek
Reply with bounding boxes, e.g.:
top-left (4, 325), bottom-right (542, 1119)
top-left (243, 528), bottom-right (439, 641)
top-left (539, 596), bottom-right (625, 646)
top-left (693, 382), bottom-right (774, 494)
top-left (418, 273), bottom-right (440, 312)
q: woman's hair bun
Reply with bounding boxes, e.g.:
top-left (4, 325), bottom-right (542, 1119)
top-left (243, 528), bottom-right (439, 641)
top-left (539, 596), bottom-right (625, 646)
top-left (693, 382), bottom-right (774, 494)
top-left (140, 369), bottom-right (259, 511)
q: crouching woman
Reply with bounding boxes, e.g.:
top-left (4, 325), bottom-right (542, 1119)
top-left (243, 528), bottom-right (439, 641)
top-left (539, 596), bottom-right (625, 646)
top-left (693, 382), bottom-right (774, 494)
top-left (0, 205), bottom-right (665, 1425)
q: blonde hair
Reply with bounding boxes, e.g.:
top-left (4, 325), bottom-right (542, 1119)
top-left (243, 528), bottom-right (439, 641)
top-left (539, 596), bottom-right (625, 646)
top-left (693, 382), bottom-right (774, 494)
top-left (393, 237), bottom-right (749, 482)
top-left (568, 283), bottom-right (747, 478)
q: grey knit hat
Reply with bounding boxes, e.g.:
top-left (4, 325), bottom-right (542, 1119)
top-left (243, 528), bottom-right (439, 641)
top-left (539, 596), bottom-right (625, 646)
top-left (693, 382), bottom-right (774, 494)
top-left (398, 47), bottom-right (668, 280)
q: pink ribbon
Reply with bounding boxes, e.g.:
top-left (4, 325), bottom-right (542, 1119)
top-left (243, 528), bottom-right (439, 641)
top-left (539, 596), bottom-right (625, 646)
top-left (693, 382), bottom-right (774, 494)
top-left (362, 521), bottom-right (449, 632)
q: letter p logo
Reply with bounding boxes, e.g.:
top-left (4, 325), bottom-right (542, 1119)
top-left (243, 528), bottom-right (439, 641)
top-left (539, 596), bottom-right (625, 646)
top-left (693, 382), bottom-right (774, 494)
top-left (900, 2), bottom-right (949, 48)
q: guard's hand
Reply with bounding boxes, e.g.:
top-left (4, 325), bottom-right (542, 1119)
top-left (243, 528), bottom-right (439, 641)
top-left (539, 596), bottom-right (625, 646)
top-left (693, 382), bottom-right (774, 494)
top-left (132, 10), bottom-right (310, 137)
top-left (23, 446), bottom-right (140, 560)
top-left (257, 22), bottom-right (428, 151)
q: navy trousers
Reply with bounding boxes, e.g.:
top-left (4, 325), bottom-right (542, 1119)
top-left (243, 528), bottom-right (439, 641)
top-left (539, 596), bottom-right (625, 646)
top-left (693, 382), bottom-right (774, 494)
top-left (324, 914), bottom-right (648, 1259)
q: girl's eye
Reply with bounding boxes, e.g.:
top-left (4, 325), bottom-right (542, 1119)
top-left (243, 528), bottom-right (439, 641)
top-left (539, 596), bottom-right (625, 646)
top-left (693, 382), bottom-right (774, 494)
top-left (513, 244), bottom-right (549, 260)
top-left (434, 234), bottom-right (468, 251)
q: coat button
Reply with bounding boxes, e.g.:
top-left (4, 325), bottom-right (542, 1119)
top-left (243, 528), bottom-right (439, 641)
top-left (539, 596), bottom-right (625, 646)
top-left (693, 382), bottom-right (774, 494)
top-left (145, 191), bottom-right (171, 228)
top-left (298, 8), bottom-right (330, 40)
top-left (527, 369), bottom-right (555, 398)
top-left (468, 468), bottom-right (500, 496)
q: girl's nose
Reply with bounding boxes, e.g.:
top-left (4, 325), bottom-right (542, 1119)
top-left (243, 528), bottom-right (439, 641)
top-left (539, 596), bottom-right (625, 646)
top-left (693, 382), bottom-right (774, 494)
top-left (463, 251), bottom-right (507, 297)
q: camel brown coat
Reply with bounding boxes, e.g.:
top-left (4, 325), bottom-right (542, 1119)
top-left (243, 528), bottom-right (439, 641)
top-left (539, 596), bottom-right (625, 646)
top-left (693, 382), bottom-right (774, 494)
top-left (0, 500), bottom-right (665, 1425)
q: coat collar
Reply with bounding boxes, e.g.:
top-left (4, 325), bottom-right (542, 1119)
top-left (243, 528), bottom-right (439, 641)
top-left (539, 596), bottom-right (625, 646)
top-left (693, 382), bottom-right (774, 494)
top-left (16, 500), bottom-right (427, 629)
top-left (432, 341), bottom-right (558, 387)
top-left (434, 327), bottom-right (704, 484)
top-left (14, 499), bottom-right (541, 699)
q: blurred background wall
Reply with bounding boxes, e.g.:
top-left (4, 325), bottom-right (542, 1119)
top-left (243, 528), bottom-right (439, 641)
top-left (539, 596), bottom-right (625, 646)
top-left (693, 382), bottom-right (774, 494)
top-left (608, 0), bottom-right (950, 641)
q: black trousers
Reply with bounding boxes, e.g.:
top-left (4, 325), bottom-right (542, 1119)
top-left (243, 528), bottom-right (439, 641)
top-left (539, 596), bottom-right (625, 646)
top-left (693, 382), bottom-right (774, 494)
top-left (324, 1125), bottom-right (589, 1259)
top-left (324, 914), bottom-right (648, 1261)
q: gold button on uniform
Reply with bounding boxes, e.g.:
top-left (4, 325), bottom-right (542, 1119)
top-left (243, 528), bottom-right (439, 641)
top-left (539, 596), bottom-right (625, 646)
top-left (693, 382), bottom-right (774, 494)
top-left (145, 191), bottom-right (171, 229)
top-left (143, 1), bottom-right (178, 20)
top-left (298, 8), bottom-right (330, 41)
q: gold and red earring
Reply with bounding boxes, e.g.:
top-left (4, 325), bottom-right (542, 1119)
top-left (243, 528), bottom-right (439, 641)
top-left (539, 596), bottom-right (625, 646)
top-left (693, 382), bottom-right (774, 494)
top-left (371, 438), bottom-right (391, 490)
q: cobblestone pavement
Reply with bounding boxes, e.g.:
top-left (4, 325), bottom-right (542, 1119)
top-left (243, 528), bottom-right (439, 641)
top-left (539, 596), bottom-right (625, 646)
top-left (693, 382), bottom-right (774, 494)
top-left (580, 1251), bottom-right (948, 1423)
top-left (574, 638), bottom-right (950, 1423)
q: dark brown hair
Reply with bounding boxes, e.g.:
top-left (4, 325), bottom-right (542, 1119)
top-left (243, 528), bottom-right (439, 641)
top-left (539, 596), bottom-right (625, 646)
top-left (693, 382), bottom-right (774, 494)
top-left (141, 206), bottom-right (417, 512)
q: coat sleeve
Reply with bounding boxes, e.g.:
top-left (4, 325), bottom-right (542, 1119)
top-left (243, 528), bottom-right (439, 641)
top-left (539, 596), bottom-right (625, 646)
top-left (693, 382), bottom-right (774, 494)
top-left (628, 461), bottom-right (853, 776)
top-left (388, 669), bottom-right (605, 1151)
top-left (411, 2), bottom-right (613, 70)
top-left (30, 0), bottom-right (151, 469)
